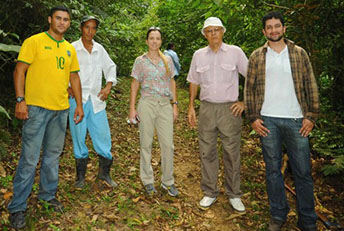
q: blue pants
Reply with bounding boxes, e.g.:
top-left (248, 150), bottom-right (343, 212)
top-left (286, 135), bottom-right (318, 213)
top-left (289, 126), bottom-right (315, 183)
top-left (8, 106), bottom-right (68, 213)
top-left (261, 116), bottom-right (317, 228)
top-left (69, 98), bottom-right (112, 160)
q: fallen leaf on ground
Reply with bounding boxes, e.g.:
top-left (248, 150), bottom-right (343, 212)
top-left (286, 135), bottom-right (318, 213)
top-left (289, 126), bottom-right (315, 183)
top-left (203, 210), bottom-right (215, 219)
top-left (104, 213), bottom-right (119, 221)
top-left (3, 192), bottom-right (13, 200)
top-left (0, 164), bottom-right (6, 177)
top-left (83, 203), bottom-right (92, 209)
top-left (132, 196), bottom-right (142, 203)
top-left (225, 212), bottom-right (246, 220)
top-left (288, 211), bottom-right (297, 217)
top-left (91, 214), bottom-right (98, 222)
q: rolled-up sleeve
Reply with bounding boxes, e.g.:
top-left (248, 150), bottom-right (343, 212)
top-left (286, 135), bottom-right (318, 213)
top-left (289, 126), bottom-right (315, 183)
top-left (101, 47), bottom-right (117, 86)
top-left (237, 48), bottom-right (248, 78)
top-left (187, 52), bottom-right (201, 85)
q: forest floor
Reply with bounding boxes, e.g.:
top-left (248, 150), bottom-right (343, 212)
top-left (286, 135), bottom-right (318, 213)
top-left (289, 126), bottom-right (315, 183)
top-left (0, 77), bottom-right (343, 230)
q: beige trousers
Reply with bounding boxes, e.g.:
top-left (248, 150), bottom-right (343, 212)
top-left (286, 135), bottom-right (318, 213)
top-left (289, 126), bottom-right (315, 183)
top-left (198, 101), bottom-right (242, 198)
top-left (137, 96), bottom-right (174, 186)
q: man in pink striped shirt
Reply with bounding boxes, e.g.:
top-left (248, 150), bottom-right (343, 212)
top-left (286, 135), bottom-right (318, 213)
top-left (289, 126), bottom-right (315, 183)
top-left (187, 17), bottom-right (248, 212)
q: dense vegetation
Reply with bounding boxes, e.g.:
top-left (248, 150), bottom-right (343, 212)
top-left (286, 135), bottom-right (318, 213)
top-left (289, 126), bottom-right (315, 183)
top-left (1, 0), bottom-right (343, 176)
top-left (0, 0), bottom-right (343, 229)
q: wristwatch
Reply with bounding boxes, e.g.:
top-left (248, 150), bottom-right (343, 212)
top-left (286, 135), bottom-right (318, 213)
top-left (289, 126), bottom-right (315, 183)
top-left (171, 101), bottom-right (178, 105)
top-left (16, 97), bottom-right (25, 103)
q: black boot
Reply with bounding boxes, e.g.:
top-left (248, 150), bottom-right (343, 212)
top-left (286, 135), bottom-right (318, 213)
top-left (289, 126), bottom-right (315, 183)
top-left (97, 156), bottom-right (118, 187)
top-left (75, 158), bottom-right (88, 188)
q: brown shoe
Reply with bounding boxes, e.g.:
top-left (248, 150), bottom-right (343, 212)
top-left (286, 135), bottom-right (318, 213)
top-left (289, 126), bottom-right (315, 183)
top-left (268, 218), bottom-right (286, 231)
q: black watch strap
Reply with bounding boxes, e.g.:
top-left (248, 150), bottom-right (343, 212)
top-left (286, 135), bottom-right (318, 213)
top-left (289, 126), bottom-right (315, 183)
top-left (16, 97), bottom-right (25, 103)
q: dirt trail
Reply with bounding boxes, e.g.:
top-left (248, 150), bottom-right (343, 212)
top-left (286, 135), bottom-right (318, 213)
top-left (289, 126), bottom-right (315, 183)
top-left (1, 78), bottom-right (342, 230)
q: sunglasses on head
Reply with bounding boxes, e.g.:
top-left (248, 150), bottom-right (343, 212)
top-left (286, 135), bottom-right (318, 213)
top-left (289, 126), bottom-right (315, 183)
top-left (149, 26), bottom-right (161, 31)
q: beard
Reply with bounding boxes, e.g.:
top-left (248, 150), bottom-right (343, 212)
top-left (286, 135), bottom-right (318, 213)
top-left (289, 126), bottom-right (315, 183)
top-left (266, 35), bottom-right (283, 42)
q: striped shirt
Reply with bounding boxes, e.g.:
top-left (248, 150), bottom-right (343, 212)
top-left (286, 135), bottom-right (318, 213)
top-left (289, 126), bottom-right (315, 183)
top-left (245, 39), bottom-right (319, 123)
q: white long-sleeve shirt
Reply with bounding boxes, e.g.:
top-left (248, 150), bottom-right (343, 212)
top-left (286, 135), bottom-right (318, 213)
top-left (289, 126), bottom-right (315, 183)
top-left (72, 38), bottom-right (117, 113)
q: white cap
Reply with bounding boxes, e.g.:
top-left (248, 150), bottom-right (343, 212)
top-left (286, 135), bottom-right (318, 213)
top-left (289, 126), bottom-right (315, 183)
top-left (201, 17), bottom-right (226, 35)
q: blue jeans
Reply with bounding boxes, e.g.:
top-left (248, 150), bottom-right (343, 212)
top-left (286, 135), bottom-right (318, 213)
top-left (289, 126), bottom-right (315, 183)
top-left (261, 116), bottom-right (317, 228)
top-left (8, 106), bottom-right (68, 213)
top-left (69, 98), bottom-right (112, 159)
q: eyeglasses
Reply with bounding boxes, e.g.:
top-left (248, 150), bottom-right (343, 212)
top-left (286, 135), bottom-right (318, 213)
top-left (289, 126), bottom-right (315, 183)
top-left (204, 27), bottom-right (223, 34)
top-left (149, 26), bottom-right (161, 31)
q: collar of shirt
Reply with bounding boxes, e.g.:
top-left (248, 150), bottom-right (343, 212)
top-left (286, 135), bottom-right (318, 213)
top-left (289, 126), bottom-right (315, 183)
top-left (262, 38), bottom-right (295, 53)
top-left (205, 42), bottom-right (229, 54)
top-left (74, 38), bottom-right (100, 54)
top-left (267, 45), bottom-right (288, 56)
top-left (142, 53), bottom-right (164, 66)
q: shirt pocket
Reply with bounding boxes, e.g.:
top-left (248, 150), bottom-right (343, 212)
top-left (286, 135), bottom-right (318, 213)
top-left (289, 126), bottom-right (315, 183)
top-left (220, 64), bottom-right (236, 84)
top-left (196, 65), bottom-right (210, 84)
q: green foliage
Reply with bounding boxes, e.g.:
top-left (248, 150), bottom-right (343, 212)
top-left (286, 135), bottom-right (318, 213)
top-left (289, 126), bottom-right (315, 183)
top-left (0, 175), bottom-right (12, 188)
top-left (0, 43), bottom-right (20, 53)
top-left (310, 115), bottom-right (344, 175)
top-left (0, 106), bottom-right (11, 158)
top-left (309, 71), bottom-right (344, 175)
top-left (0, 106), bottom-right (11, 120)
top-left (321, 155), bottom-right (344, 176)
top-left (0, 0), bottom-right (343, 180)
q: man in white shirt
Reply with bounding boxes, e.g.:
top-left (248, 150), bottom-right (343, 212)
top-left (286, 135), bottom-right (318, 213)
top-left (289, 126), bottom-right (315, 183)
top-left (69, 15), bottom-right (117, 188)
top-left (187, 17), bottom-right (248, 212)
top-left (245, 11), bottom-right (319, 231)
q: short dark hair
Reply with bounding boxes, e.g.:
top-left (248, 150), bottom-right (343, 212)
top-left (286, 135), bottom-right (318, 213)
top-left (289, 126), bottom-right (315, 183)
top-left (146, 26), bottom-right (162, 39)
top-left (167, 43), bottom-right (174, 50)
top-left (262, 11), bottom-right (284, 28)
top-left (49, 6), bottom-right (71, 18)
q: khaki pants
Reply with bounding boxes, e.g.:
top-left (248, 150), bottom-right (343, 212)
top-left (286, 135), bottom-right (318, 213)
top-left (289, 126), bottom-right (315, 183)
top-left (137, 97), bottom-right (174, 186)
top-left (198, 101), bottom-right (242, 198)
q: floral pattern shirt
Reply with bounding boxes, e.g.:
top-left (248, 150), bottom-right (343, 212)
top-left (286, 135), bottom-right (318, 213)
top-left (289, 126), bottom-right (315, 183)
top-left (131, 53), bottom-right (175, 98)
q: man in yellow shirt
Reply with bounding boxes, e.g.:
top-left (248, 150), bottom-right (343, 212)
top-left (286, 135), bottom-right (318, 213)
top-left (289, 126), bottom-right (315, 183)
top-left (8, 6), bottom-right (84, 229)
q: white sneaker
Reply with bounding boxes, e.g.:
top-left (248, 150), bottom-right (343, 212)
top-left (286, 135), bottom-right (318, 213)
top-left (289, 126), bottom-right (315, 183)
top-left (199, 196), bottom-right (217, 210)
top-left (229, 198), bottom-right (245, 212)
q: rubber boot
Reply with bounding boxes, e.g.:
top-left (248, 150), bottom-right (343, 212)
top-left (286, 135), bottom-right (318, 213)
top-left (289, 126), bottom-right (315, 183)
top-left (75, 158), bottom-right (88, 188)
top-left (97, 156), bottom-right (118, 187)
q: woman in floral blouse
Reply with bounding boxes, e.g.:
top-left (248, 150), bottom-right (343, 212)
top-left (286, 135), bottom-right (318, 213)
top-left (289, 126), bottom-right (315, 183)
top-left (128, 27), bottom-right (179, 197)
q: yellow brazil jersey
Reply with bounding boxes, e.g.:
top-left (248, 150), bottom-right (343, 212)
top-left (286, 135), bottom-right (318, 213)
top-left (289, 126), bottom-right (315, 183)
top-left (17, 32), bottom-right (80, 110)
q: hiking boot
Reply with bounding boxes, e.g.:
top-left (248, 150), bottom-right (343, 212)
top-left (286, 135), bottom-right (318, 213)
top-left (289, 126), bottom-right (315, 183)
top-left (97, 156), bottom-right (118, 187)
top-left (10, 211), bottom-right (26, 229)
top-left (75, 158), bottom-right (88, 188)
top-left (144, 183), bottom-right (157, 195)
top-left (46, 198), bottom-right (64, 213)
top-left (199, 196), bottom-right (217, 210)
top-left (161, 183), bottom-right (179, 197)
top-left (229, 198), bottom-right (246, 212)
top-left (268, 218), bottom-right (286, 231)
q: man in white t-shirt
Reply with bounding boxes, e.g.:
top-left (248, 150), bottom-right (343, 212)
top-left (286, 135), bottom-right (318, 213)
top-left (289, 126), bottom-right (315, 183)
top-left (245, 11), bottom-right (319, 231)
